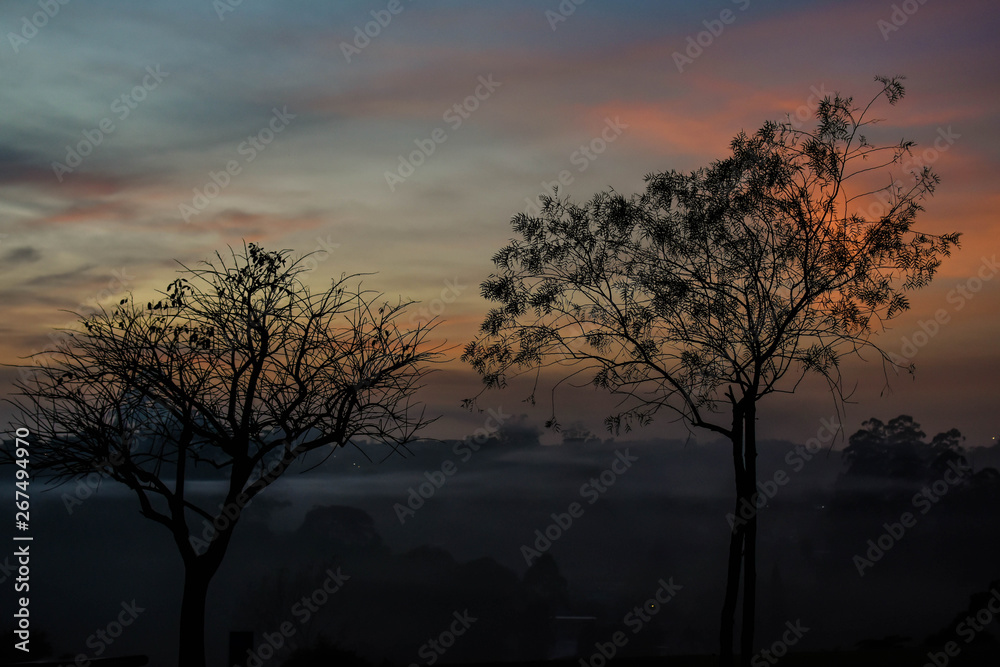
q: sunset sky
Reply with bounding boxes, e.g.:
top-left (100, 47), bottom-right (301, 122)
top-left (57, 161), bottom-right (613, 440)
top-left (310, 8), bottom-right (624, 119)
top-left (2, 0), bottom-right (998, 448)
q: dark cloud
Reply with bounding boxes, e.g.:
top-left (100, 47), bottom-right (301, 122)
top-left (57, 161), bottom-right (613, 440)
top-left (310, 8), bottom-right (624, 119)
top-left (2, 246), bottom-right (41, 265)
top-left (0, 144), bottom-right (53, 184)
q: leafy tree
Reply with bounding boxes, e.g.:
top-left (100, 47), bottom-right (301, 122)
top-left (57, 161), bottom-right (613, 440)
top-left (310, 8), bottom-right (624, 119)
top-left (841, 414), bottom-right (967, 480)
top-left (463, 77), bottom-right (959, 665)
top-left (4, 243), bottom-right (442, 667)
top-left (835, 414), bottom-right (968, 510)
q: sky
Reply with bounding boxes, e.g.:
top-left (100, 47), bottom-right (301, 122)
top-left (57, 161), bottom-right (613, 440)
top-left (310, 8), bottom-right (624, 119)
top-left (2, 2), bottom-right (1000, 663)
top-left (1, 0), bottom-right (998, 446)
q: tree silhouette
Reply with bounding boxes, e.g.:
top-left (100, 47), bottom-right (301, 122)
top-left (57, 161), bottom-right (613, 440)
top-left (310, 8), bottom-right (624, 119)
top-left (463, 76), bottom-right (959, 666)
top-left (841, 415), bottom-right (966, 481)
top-left (4, 243), bottom-right (442, 667)
top-left (836, 415), bottom-right (1000, 514)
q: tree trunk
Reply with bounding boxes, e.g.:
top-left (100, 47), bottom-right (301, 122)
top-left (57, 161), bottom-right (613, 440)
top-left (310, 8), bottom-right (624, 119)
top-left (720, 409), bottom-right (747, 667)
top-left (178, 557), bottom-right (217, 667)
top-left (719, 513), bottom-right (744, 666)
top-left (739, 401), bottom-right (758, 666)
top-left (177, 520), bottom-right (239, 667)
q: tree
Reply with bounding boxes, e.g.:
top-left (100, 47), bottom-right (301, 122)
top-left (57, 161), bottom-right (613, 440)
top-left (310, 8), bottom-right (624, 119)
top-left (835, 415), bottom-right (967, 508)
top-left (4, 243), bottom-right (442, 667)
top-left (841, 414), bottom-right (967, 480)
top-left (463, 77), bottom-right (959, 665)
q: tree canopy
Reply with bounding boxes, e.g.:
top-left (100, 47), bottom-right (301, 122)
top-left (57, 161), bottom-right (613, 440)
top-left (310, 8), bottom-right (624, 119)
top-left (5, 242), bottom-right (443, 667)
top-left (465, 76), bottom-right (959, 437)
top-left (463, 76), bottom-right (960, 666)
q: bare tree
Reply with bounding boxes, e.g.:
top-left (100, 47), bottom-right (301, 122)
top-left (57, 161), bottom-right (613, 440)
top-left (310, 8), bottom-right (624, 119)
top-left (463, 76), bottom-right (959, 665)
top-left (5, 243), bottom-right (443, 667)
